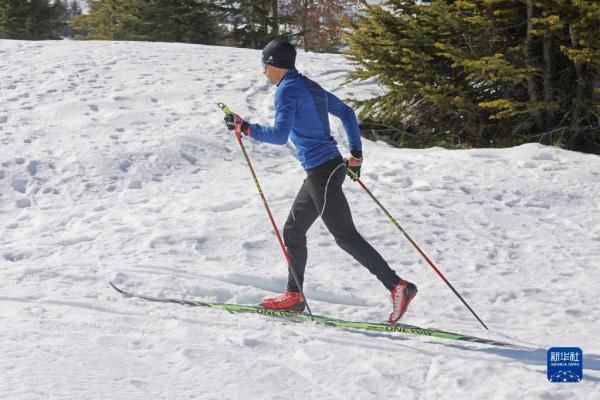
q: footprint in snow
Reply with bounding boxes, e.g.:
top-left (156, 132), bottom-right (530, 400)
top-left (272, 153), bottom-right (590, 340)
top-left (524, 200), bottom-right (550, 209)
top-left (128, 180), bottom-right (142, 189)
top-left (207, 200), bottom-right (246, 213)
top-left (180, 152), bottom-right (197, 165)
top-left (15, 199), bottom-right (32, 208)
top-left (119, 160), bottom-right (132, 173)
top-left (470, 151), bottom-right (501, 159)
top-left (532, 152), bottom-right (559, 161)
top-left (4, 251), bottom-right (30, 262)
top-left (521, 161), bottom-right (537, 169)
top-left (27, 160), bottom-right (39, 176)
top-left (11, 177), bottom-right (28, 193)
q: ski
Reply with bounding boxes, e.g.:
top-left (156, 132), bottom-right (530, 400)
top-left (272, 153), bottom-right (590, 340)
top-left (110, 281), bottom-right (521, 349)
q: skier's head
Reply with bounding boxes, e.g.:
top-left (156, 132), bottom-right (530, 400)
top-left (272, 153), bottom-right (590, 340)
top-left (262, 39), bottom-right (296, 70)
top-left (262, 39), bottom-right (296, 85)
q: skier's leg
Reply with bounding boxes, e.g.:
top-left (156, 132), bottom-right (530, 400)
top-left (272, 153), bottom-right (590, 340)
top-left (283, 180), bottom-right (319, 292)
top-left (307, 159), bottom-right (401, 291)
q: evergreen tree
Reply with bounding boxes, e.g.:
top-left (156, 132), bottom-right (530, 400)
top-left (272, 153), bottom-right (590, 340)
top-left (71, 0), bottom-right (223, 44)
top-left (63, 1), bottom-right (83, 38)
top-left (70, 0), bottom-right (137, 40)
top-left (217, 0), bottom-right (290, 49)
top-left (0, 1), bottom-right (8, 39)
top-left (346, 0), bottom-right (600, 153)
top-left (0, 0), bottom-right (67, 40)
top-left (134, 0), bottom-right (223, 44)
top-left (66, 0), bottom-right (82, 18)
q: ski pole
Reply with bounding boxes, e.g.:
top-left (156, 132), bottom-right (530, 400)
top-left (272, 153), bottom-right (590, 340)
top-left (347, 168), bottom-right (488, 330)
top-left (217, 103), bottom-right (314, 319)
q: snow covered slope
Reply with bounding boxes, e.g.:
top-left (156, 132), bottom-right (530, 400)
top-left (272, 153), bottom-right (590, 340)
top-left (1, 40), bottom-right (599, 399)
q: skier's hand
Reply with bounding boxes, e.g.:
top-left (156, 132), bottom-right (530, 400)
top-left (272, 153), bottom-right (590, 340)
top-left (223, 113), bottom-right (251, 136)
top-left (345, 151), bottom-right (362, 181)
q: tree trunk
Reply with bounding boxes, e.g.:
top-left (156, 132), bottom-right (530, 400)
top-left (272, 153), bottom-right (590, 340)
top-left (272, 0), bottom-right (279, 35)
top-left (248, 1), bottom-right (255, 49)
top-left (525, 0), bottom-right (544, 129)
top-left (302, 0), bottom-right (309, 51)
top-left (543, 33), bottom-right (554, 129)
top-left (569, 25), bottom-right (585, 135)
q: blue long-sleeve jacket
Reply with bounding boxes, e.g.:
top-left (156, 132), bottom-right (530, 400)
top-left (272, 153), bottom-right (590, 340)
top-left (249, 69), bottom-right (362, 170)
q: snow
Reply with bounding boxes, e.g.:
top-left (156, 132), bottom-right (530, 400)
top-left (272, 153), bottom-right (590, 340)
top-left (1, 39), bottom-right (599, 399)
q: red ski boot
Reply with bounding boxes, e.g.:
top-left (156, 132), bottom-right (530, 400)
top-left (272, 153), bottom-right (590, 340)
top-left (389, 279), bottom-right (418, 324)
top-left (260, 291), bottom-right (306, 313)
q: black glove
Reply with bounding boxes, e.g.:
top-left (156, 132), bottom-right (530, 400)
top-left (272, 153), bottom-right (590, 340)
top-left (345, 150), bottom-right (362, 180)
top-left (224, 113), bottom-right (251, 136)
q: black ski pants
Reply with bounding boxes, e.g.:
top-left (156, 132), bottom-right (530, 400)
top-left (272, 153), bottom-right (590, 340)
top-left (283, 155), bottom-right (401, 292)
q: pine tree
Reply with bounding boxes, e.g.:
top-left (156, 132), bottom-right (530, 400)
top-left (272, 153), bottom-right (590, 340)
top-left (71, 0), bottom-right (223, 44)
top-left (63, 1), bottom-right (83, 38)
top-left (217, 0), bottom-right (288, 49)
top-left (558, 0), bottom-right (600, 150)
top-left (0, 0), bottom-right (67, 40)
top-left (66, 0), bottom-right (82, 18)
top-left (346, 0), bottom-right (600, 153)
top-left (0, 0), bottom-right (8, 39)
top-left (132, 0), bottom-right (223, 44)
top-left (70, 0), bottom-right (131, 40)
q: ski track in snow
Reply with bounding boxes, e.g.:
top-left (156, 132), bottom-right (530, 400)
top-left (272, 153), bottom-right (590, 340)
top-left (1, 40), bottom-right (600, 399)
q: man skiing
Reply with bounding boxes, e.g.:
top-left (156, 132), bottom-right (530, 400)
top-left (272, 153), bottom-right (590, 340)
top-left (223, 39), bottom-right (417, 324)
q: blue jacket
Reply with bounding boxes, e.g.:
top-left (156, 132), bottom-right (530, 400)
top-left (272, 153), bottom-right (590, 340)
top-left (249, 69), bottom-right (362, 170)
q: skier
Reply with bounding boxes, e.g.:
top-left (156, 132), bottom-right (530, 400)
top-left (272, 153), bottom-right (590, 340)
top-left (223, 39), bottom-right (417, 323)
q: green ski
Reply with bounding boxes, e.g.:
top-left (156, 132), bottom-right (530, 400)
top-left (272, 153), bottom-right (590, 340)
top-left (110, 282), bottom-right (520, 349)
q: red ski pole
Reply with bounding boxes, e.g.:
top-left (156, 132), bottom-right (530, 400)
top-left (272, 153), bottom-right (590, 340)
top-left (347, 168), bottom-right (488, 330)
top-left (218, 103), bottom-right (313, 319)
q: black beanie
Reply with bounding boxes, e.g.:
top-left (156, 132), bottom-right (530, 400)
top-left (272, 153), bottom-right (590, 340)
top-left (262, 39), bottom-right (296, 69)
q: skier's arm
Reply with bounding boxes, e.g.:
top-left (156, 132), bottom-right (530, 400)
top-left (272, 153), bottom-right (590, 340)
top-left (326, 91), bottom-right (362, 154)
top-left (249, 87), bottom-right (296, 145)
